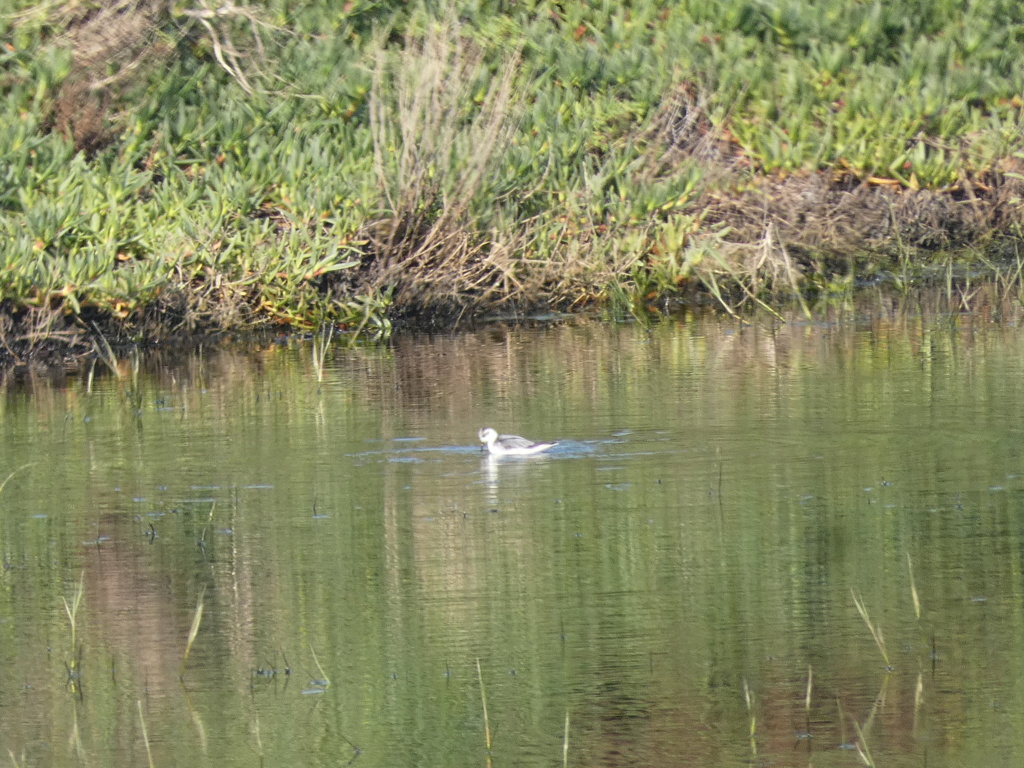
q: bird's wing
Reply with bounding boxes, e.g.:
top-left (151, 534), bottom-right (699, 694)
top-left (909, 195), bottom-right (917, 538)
top-left (498, 434), bottom-right (539, 449)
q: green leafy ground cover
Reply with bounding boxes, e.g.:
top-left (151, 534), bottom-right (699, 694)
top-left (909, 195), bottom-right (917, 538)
top-left (3, 0), bottom-right (1024, 359)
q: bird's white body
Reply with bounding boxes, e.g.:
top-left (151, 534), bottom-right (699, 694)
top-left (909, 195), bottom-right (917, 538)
top-left (478, 427), bottom-right (557, 457)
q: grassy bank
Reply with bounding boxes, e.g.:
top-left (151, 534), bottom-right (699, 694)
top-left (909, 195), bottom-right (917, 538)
top-left (4, 0), bottom-right (1024, 361)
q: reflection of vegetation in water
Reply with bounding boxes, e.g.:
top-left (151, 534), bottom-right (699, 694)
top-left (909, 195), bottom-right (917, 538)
top-left (4, 0), bottom-right (1024, 358)
top-left (3, 313), bottom-right (1024, 764)
top-left (851, 589), bottom-right (891, 669)
top-left (137, 700), bottom-right (155, 768)
top-left (0, 464), bottom-right (33, 495)
top-left (180, 585), bottom-right (205, 679)
top-left (61, 573), bottom-right (85, 688)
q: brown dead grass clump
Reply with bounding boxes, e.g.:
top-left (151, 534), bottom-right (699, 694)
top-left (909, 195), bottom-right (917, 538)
top-left (49, 76), bottom-right (117, 155)
top-left (635, 82), bottom-right (732, 181)
top-left (42, 0), bottom-right (271, 152)
top-left (364, 22), bottom-right (526, 310)
top-left (703, 171), bottom-right (1024, 260)
top-left (43, 0), bottom-right (171, 153)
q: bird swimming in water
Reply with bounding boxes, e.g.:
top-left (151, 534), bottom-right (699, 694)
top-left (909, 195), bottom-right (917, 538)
top-left (478, 427), bottom-right (557, 457)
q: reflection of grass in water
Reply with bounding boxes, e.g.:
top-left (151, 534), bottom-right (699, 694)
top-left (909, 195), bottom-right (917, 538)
top-left (804, 665), bottom-right (813, 736)
top-left (907, 552), bottom-right (921, 621)
top-left (311, 322), bottom-right (335, 384)
top-left (853, 719), bottom-right (877, 768)
top-left (742, 678), bottom-right (756, 757)
top-left (476, 659), bottom-right (492, 762)
top-left (137, 700), bottom-right (155, 768)
top-left (0, 464), bottom-right (33, 495)
top-left (62, 573), bottom-right (85, 680)
top-left (90, 322), bottom-right (121, 380)
top-left (851, 589), bottom-right (891, 669)
top-left (197, 502), bottom-right (216, 553)
top-left (180, 586), bottom-right (206, 679)
top-left (2, 321), bottom-right (1007, 765)
top-left (310, 645), bottom-right (330, 688)
top-left (562, 710), bottom-right (570, 768)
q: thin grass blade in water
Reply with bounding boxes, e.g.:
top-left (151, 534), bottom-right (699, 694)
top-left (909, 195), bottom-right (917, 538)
top-left (312, 322), bottom-right (335, 383)
top-left (805, 665), bottom-right (813, 713)
top-left (137, 700), bottom-right (155, 768)
top-left (310, 644), bottom-right (331, 688)
top-left (851, 589), bottom-right (890, 668)
top-left (62, 573), bottom-right (85, 676)
top-left (742, 678), bottom-right (757, 756)
top-left (90, 322), bottom-right (121, 379)
top-left (852, 719), bottom-right (876, 767)
top-left (476, 659), bottom-right (492, 755)
top-left (180, 586), bottom-right (206, 678)
top-left (907, 552), bottom-right (921, 620)
top-left (0, 464), bottom-right (33, 495)
top-left (562, 710), bottom-right (570, 768)
top-left (804, 664), bottom-right (813, 735)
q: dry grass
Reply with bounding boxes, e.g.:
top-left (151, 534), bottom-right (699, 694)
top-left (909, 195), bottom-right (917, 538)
top-left (0, 305), bottom-right (88, 367)
top-left (634, 80), bottom-right (738, 188)
top-left (367, 18), bottom-right (526, 307)
top-left (703, 169), bottom-right (1024, 258)
top-left (42, 0), bottom-right (171, 152)
top-left (41, 0), bottom-right (273, 151)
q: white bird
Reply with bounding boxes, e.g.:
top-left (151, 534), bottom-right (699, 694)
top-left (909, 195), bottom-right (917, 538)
top-left (478, 427), bottom-right (557, 457)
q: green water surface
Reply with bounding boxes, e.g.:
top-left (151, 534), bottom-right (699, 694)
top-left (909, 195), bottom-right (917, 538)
top-left (2, 312), bottom-right (1024, 767)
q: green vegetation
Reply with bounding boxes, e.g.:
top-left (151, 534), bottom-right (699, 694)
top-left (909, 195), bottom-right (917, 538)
top-left (4, 0), bottom-right (1024, 359)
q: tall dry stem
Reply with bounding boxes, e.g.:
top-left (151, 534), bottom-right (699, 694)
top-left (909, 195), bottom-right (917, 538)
top-left (368, 16), bottom-right (521, 303)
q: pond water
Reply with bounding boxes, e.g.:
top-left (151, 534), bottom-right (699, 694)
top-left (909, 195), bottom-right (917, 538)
top-left (3, 304), bottom-right (1024, 767)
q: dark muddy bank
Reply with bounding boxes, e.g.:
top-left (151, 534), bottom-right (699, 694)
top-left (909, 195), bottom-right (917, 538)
top-left (4, 276), bottom-right (1023, 383)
